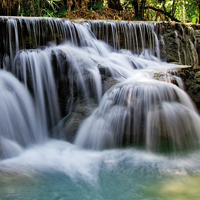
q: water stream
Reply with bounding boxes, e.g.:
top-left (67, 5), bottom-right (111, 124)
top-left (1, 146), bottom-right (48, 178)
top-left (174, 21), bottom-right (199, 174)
top-left (0, 17), bottom-right (200, 200)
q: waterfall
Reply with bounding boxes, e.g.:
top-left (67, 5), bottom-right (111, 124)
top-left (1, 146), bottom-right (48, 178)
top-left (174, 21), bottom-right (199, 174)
top-left (0, 71), bottom-right (47, 154)
top-left (0, 17), bottom-right (200, 158)
top-left (75, 76), bottom-right (199, 152)
top-left (0, 17), bottom-right (162, 58)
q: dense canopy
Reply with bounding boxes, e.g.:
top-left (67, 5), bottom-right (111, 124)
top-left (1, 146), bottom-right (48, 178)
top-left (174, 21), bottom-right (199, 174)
top-left (0, 0), bottom-right (200, 23)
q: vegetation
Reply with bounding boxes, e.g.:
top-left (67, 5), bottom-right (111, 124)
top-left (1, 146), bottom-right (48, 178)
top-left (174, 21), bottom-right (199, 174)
top-left (0, 0), bottom-right (200, 23)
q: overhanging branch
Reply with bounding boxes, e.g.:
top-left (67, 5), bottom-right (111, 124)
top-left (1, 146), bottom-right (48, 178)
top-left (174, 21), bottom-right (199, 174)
top-left (146, 6), bottom-right (180, 22)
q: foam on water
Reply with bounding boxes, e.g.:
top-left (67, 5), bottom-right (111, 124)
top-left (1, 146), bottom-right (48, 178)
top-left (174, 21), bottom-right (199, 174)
top-left (1, 140), bottom-right (200, 200)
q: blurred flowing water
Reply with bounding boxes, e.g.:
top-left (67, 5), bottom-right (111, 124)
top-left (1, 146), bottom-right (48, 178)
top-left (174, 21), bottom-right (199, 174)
top-left (0, 17), bottom-right (200, 200)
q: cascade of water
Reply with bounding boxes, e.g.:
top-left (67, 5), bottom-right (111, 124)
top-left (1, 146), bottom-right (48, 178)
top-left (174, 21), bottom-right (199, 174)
top-left (51, 43), bottom-right (103, 104)
top-left (12, 49), bottom-right (60, 129)
top-left (75, 75), bottom-right (200, 152)
top-left (0, 17), bottom-right (163, 60)
top-left (146, 102), bottom-right (200, 152)
top-left (1, 17), bottom-right (199, 68)
top-left (0, 71), bottom-right (47, 152)
top-left (0, 17), bottom-right (80, 59)
top-left (88, 21), bottom-right (161, 56)
top-left (1, 17), bottom-right (200, 200)
top-left (7, 19), bottom-right (19, 68)
top-left (0, 17), bottom-right (199, 155)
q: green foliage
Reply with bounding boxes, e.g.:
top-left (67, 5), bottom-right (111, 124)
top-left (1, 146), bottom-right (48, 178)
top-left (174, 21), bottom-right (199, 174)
top-left (42, 8), bottom-right (57, 17)
top-left (18, 0), bottom-right (41, 16)
top-left (46, 0), bottom-right (60, 11)
top-left (90, 1), bottom-right (105, 13)
top-left (42, 4), bottom-right (66, 18)
top-left (58, 5), bottom-right (67, 18)
top-left (121, 0), bottom-right (200, 23)
top-left (16, 0), bottom-right (61, 17)
top-left (184, 0), bottom-right (199, 23)
top-left (173, 0), bottom-right (185, 21)
top-left (122, 0), bottom-right (134, 10)
top-left (144, 0), bottom-right (199, 23)
top-left (1, 0), bottom-right (200, 23)
top-left (41, 0), bottom-right (61, 17)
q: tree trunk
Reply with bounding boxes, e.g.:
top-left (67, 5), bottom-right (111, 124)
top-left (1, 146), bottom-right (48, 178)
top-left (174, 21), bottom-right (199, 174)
top-left (0, 0), bottom-right (19, 16)
top-left (108, 0), bottom-right (123, 11)
top-left (132, 0), bottom-right (139, 18)
top-left (199, 0), bottom-right (200, 23)
top-left (139, 0), bottom-right (147, 19)
top-left (63, 0), bottom-right (92, 11)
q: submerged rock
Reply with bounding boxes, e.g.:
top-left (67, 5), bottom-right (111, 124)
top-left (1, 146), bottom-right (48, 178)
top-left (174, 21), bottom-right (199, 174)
top-left (0, 137), bottom-right (23, 159)
top-left (53, 99), bottom-right (98, 142)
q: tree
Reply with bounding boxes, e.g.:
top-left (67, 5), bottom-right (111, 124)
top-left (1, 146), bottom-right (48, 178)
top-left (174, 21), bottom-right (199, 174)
top-left (61, 0), bottom-right (104, 11)
top-left (199, 0), bottom-right (200, 23)
top-left (184, 0), bottom-right (200, 23)
top-left (145, 0), bottom-right (200, 23)
top-left (123, 0), bottom-right (147, 19)
top-left (146, 0), bottom-right (181, 22)
top-left (108, 0), bottom-right (123, 11)
top-left (0, 0), bottom-right (19, 15)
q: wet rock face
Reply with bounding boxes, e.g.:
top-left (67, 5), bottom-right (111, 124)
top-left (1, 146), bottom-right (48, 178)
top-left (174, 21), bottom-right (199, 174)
top-left (156, 22), bottom-right (200, 112)
top-left (194, 29), bottom-right (200, 66)
top-left (91, 21), bottom-right (200, 68)
top-left (179, 67), bottom-right (200, 111)
top-left (163, 31), bottom-right (179, 63)
top-left (159, 22), bottom-right (199, 68)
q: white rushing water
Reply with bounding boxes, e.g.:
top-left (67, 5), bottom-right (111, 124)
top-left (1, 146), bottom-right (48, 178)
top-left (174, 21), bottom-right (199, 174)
top-left (0, 17), bottom-right (200, 200)
top-left (0, 16), bottom-right (200, 153)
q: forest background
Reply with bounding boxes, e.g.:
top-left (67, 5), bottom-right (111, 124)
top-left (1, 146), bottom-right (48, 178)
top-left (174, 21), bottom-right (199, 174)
top-left (0, 0), bottom-right (199, 23)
